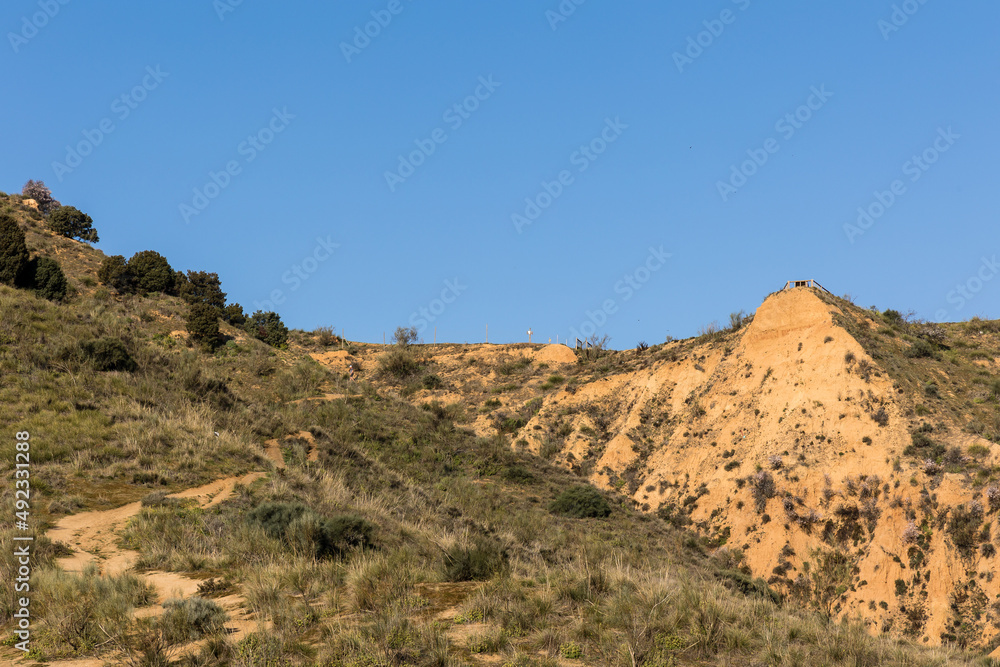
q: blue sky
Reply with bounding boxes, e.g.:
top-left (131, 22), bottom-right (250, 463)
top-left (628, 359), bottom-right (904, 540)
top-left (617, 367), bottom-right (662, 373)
top-left (4, 1), bottom-right (998, 346)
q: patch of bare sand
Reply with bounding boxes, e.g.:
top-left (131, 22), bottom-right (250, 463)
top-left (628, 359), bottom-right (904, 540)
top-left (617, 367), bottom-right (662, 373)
top-left (38, 472), bottom-right (267, 666)
top-left (531, 344), bottom-right (577, 365)
top-left (264, 430), bottom-right (318, 466)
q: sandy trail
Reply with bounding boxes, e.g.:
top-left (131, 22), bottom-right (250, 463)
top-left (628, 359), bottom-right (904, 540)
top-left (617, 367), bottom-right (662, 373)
top-left (30, 472), bottom-right (267, 666)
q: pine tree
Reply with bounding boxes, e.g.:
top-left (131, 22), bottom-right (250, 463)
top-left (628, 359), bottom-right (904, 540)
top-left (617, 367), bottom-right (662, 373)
top-left (0, 213), bottom-right (30, 286)
top-left (187, 303), bottom-right (222, 350)
top-left (48, 205), bottom-right (99, 243)
top-left (180, 271), bottom-right (227, 312)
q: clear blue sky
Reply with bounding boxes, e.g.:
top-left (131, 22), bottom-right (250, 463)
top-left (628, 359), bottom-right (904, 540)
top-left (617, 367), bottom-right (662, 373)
top-left (4, 1), bottom-right (998, 346)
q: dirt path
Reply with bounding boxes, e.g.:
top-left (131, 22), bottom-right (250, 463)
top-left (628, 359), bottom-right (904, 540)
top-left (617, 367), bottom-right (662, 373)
top-left (263, 430), bottom-right (318, 468)
top-left (30, 472), bottom-right (267, 666)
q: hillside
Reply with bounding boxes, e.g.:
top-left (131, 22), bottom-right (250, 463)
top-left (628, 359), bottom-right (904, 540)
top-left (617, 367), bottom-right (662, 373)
top-left (1, 190), bottom-right (998, 666)
top-left (333, 289), bottom-right (1000, 651)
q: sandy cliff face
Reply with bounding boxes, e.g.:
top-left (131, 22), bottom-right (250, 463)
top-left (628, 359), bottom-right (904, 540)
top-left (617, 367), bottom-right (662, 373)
top-left (534, 289), bottom-right (998, 647)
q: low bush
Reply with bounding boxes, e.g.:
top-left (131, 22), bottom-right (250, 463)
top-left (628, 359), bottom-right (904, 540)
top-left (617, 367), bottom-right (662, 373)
top-left (906, 339), bottom-right (936, 359)
top-left (750, 470), bottom-right (776, 513)
top-left (549, 485), bottom-right (611, 518)
top-left (79, 338), bottom-right (137, 372)
top-left (716, 569), bottom-right (781, 605)
top-left (248, 502), bottom-right (376, 560)
top-left (378, 348), bottom-right (422, 379)
top-left (444, 538), bottom-right (509, 582)
top-left (160, 596), bottom-right (228, 642)
top-left (34, 564), bottom-right (155, 655)
top-left (903, 429), bottom-right (946, 460)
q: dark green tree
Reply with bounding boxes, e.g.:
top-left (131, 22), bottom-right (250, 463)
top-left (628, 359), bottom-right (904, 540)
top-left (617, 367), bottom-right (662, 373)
top-left (29, 257), bottom-right (69, 301)
top-left (180, 271), bottom-right (227, 312)
top-left (186, 303), bottom-right (222, 350)
top-left (0, 213), bottom-right (30, 286)
top-left (244, 310), bottom-right (288, 348)
top-left (126, 250), bottom-right (174, 294)
top-left (222, 303), bottom-right (246, 326)
top-left (48, 206), bottom-right (99, 243)
top-left (79, 338), bottom-right (137, 372)
top-left (97, 255), bottom-right (132, 292)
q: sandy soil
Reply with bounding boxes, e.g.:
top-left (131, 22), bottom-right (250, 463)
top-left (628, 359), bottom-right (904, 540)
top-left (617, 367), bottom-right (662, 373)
top-left (30, 472), bottom-right (267, 666)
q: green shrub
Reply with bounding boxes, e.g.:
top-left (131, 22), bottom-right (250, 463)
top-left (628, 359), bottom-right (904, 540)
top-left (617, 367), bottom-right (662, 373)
top-left (79, 338), bottom-right (137, 372)
top-left (127, 250), bottom-right (175, 294)
top-left (444, 538), bottom-right (509, 582)
top-left (947, 502), bottom-right (984, 554)
top-left (560, 642), bottom-right (583, 659)
top-left (548, 485), bottom-right (611, 518)
top-left (0, 212), bottom-right (30, 286)
top-left (47, 205), bottom-right (98, 243)
top-left (501, 464), bottom-right (535, 484)
top-left (422, 373), bottom-right (443, 389)
top-left (248, 502), bottom-right (376, 560)
top-left (314, 514), bottom-right (377, 559)
top-left (97, 254), bottom-right (131, 291)
top-left (716, 569), bottom-right (781, 605)
top-left (378, 347), bottom-right (422, 379)
top-left (187, 303), bottom-right (222, 350)
top-left (28, 256), bottom-right (69, 301)
top-left (160, 597), bottom-right (228, 642)
top-left (903, 429), bottom-right (945, 460)
top-left (34, 564), bottom-right (154, 654)
top-left (247, 501), bottom-right (308, 539)
top-left (244, 310), bottom-right (288, 347)
top-left (905, 339), bottom-right (935, 358)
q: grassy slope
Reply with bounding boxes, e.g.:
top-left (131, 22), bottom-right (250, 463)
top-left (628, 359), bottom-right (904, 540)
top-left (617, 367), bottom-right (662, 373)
top-left (0, 194), bottom-right (995, 666)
